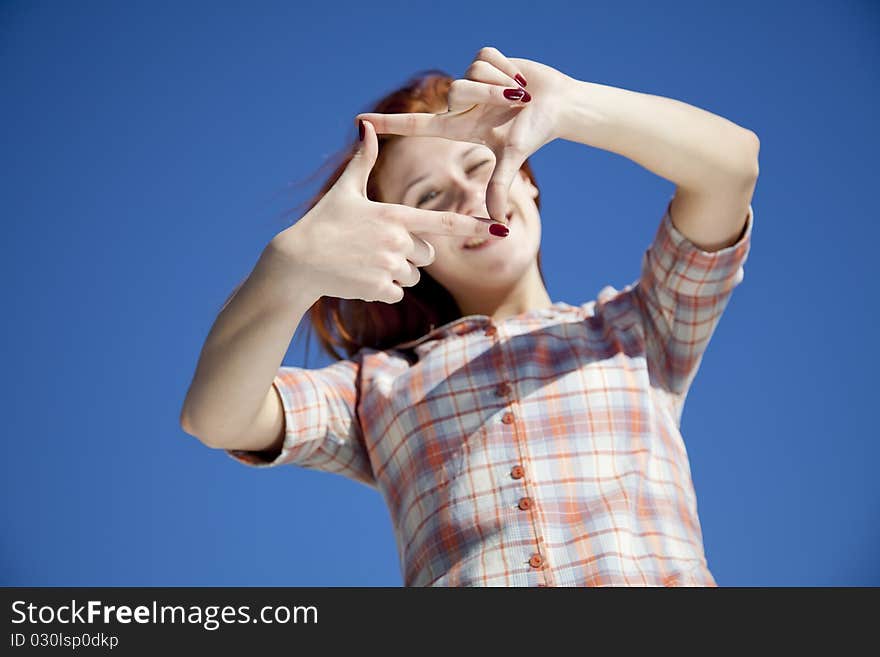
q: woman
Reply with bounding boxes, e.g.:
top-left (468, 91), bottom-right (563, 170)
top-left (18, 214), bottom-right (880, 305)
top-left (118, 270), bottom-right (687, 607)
top-left (180, 47), bottom-right (759, 587)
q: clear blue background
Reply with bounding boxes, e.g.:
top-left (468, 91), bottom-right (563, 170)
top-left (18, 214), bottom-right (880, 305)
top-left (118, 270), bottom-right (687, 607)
top-left (3, 0), bottom-right (878, 586)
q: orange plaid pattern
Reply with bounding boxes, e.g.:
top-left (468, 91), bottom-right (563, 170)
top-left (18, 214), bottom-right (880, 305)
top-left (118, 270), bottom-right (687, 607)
top-left (227, 198), bottom-right (753, 587)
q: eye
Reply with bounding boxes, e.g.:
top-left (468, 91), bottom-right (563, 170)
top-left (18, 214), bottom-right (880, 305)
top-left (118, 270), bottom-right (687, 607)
top-left (416, 161), bottom-right (491, 208)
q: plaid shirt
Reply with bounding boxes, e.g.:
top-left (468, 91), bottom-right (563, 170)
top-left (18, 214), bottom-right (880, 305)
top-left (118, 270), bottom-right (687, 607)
top-left (227, 198), bottom-right (753, 587)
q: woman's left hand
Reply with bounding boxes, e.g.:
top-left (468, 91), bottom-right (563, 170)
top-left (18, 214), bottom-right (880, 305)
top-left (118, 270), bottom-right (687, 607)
top-left (355, 47), bottom-right (571, 224)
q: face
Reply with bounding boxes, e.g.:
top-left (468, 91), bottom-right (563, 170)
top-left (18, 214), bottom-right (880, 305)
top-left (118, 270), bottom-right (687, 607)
top-left (376, 136), bottom-right (543, 312)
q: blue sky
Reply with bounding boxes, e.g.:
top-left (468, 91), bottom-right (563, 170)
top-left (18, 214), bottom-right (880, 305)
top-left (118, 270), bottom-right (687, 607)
top-left (2, 0), bottom-right (878, 586)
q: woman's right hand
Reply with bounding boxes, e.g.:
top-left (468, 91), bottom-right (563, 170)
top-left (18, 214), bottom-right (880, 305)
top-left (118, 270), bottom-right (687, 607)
top-left (265, 120), bottom-right (509, 305)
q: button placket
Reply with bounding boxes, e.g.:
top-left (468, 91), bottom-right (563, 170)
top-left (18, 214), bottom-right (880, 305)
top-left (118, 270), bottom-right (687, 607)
top-left (487, 320), bottom-right (549, 584)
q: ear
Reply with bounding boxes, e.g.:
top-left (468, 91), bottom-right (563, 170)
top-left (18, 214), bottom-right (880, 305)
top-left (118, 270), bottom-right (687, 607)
top-left (518, 169), bottom-right (539, 200)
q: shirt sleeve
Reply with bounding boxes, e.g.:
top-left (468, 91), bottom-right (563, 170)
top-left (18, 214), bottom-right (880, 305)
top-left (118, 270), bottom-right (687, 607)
top-left (224, 357), bottom-right (375, 488)
top-left (634, 197), bottom-right (753, 403)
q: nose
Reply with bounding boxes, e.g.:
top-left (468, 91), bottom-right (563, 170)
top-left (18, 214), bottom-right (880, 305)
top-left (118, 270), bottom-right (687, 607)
top-left (454, 175), bottom-right (490, 218)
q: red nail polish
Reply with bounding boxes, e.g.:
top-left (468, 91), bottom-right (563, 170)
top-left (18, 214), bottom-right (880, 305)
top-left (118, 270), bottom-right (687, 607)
top-left (520, 90), bottom-right (531, 103)
top-left (515, 74), bottom-right (527, 87)
top-left (489, 223), bottom-right (509, 237)
top-left (358, 120), bottom-right (365, 141)
top-left (504, 88), bottom-right (524, 101)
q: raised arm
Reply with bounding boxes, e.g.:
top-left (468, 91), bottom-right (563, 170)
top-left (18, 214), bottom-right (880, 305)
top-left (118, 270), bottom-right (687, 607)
top-left (179, 249), bottom-right (320, 450)
top-left (554, 77), bottom-right (759, 250)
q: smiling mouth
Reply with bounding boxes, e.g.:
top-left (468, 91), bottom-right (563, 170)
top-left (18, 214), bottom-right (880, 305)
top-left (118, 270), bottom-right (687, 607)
top-left (462, 211), bottom-right (514, 250)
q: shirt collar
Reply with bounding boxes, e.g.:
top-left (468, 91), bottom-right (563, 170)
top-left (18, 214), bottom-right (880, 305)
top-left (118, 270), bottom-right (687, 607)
top-left (391, 301), bottom-right (578, 350)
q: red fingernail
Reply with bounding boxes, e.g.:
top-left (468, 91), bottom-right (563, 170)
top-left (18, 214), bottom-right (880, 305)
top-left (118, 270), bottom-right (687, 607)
top-left (489, 223), bottom-right (509, 237)
top-left (504, 88), bottom-right (524, 101)
top-left (520, 90), bottom-right (531, 103)
top-left (358, 120), bottom-right (365, 141)
top-left (515, 74), bottom-right (527, 87)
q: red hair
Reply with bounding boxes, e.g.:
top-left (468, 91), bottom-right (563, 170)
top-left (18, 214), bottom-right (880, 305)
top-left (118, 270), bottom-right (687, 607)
top-left (224, 70), bottom-right (546, 362)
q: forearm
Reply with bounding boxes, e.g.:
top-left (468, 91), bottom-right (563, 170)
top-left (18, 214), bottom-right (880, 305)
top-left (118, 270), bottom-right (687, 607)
top-left (555, 77), bottom-right (759, 187)
top-left (180, 243), bottom-right (320, 448)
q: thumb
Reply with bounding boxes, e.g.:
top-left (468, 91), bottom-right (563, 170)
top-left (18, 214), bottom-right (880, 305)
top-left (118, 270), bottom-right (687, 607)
top-left (341, 119), bottom-right (379, 196)
top-left (486, 148), bottom-right (524, 224)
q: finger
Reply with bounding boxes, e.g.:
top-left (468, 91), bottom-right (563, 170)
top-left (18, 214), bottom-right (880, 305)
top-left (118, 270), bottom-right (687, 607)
top-left (379, 281), bottom-right (405, 305)
top-left (447, 79), bottom-right (530, 112)
top-left (391, 260), bottom-right (421, 288)
top-left (340, 119), bottom-right (379, 195)
top-left (386, 204), bottom-right (508, 239)
top-left (354, 111), bottom-right (442, 138)
top-left (407, 235), bottom-right (435, 268)
top-left (486, 144), bottom-right (527, 224)
top-left (464, 59), bottom-right (514, 87)
top-left (474, 46), bottom-right (527, 88)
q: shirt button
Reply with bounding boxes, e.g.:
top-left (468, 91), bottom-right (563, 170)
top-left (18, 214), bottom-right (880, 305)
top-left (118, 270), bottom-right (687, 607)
top-left (495, 382), bottom-right (511, 397)
top-left (501, 412), bottom-right (515, 424)
top-left (484, 325), bottom-right (498, 337)
top-left (529, 554), bottom-right (544, 569)
top-left (518, 497), bottom-right (533, 511)
top-left (510, 465), bottom-right (525, 480)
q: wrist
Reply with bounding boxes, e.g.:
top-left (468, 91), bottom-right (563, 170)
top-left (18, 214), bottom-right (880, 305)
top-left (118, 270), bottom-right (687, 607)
top-left (555, 77), bottom-right (613, 146)
top-left (259, 232), bottom-right (324, 308)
